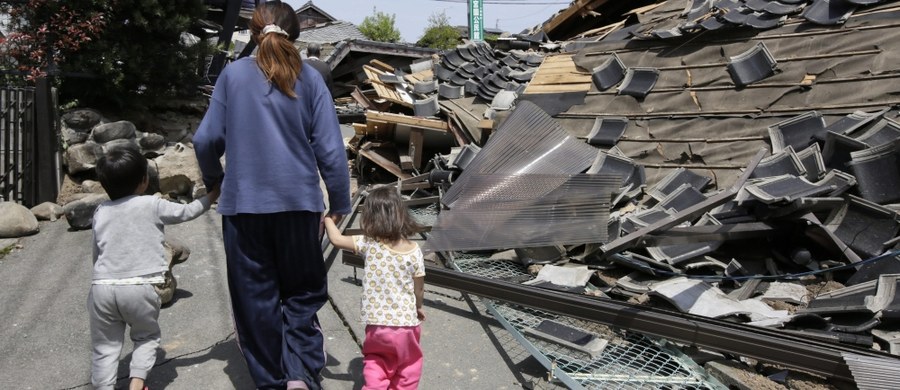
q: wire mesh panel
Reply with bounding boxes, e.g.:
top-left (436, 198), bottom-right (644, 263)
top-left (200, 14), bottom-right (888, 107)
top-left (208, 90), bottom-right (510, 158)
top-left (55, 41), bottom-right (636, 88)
top-left (452, 252), bottom-right (725, 390)
top-left (409, 203), bottom-right (440, 228)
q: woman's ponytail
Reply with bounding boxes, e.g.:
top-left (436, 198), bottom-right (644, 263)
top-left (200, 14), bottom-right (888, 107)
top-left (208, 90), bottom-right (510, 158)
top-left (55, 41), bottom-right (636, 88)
top-left (249, 1), bottom-right (302, 98)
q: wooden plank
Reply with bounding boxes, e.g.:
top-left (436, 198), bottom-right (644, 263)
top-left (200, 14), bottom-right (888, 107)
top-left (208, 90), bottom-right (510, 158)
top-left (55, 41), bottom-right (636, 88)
top-left (530, 75), bottom-right (592, 86)
top-left (358, 148), bottom-right (412, 179)
top-left (543, 0), bottom-right (609, 35)
top-left (576, 19), bottom-right (625, 39)
top-left (541, 54), bottom-right (579, 64)
top-left (408, 127), bottom-right (424, 169)
top-left (536, 62), bottom-right (588, 72)
top-left (370, 59), bottom-right (395, 72)
top-left (399, 154), bottom-right (414, 171)
top-left (366, 111), bottom-right (449, 131)
top-left (351, 86), bottom-right (377, 110)
top-left (405, 69), bottom-right (434, 84)
top-left (352, 123), bottom-right (368, 135)
top-left (623, 2), bottom-right (665, 16)
top-left (533, 55), bottom-right (584, 69)
top-left (523, 84), bottom-right (592, 94)
top-left (527, 55), bottom-right (591, 91)
top-left (365, 120), bottom-right (393, 137)
top-left (445, 113), bottom-right (471, 146)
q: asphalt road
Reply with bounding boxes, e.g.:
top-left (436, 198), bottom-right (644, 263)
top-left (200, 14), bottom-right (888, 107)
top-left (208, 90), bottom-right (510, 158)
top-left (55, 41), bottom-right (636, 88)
top-left (0, 211), bottom-right (553, 389)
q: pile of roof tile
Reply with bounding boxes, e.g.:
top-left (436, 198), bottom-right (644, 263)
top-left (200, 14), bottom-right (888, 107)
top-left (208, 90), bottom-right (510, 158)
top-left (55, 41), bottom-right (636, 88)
top-left (346, 43), bottom-right (547, 182)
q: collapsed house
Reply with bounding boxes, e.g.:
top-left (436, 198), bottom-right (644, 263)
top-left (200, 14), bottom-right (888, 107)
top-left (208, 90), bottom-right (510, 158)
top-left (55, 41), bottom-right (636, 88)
top-left (327, 0), bottom-right (900, 388)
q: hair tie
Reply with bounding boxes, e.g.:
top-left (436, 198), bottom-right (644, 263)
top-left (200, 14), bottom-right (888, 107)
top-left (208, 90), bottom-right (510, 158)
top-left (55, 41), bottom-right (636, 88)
top-left (262, 24), bottom-right (288, 37)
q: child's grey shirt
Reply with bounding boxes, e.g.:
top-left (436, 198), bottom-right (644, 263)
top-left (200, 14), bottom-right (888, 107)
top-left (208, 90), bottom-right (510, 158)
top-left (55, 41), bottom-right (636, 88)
top-left (91, 195), bottom-right (211, 280)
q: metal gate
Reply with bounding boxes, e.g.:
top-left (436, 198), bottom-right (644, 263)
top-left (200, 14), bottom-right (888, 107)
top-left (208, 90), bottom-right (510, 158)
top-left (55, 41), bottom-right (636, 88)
top-left (0, 86), bottom-right (35, 204)
top-left (0, 79), bottom-right (58, 207)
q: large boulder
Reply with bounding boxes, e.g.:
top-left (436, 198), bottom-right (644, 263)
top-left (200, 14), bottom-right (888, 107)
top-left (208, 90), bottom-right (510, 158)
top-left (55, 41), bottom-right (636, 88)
top-left (92, 120), bottom-right (136, 144)
top-left (154, 271), bottom-right (177, 306)
top-left (155, 238), bottom-right (190, 306)
top-left (62, 127), bottom-right (90, 146)
top-left (30, 202), bottom-right (64, 222)
top-left (0, 202), bottom-right (39, 237)
top-left (80, 180), bottom-right (106, 194)
top-left (62, 193), bottom-right (109, 230)
top-left (154, 143), bottom-right (203, 198)
top-left (102, 138), bottom-right (140, 155)
top-left (61, 109), bottom-right (102, 130)
top-left (165, 236), bottom-right (191, 265)
top-left (64, 142), bottom-right (103, 175)
top-left (139, 133), bottom-right (167, 157)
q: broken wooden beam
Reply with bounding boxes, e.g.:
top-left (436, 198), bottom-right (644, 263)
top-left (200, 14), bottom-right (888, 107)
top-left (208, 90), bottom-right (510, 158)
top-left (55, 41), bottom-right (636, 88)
top-left (365, 110), bottom-right (449, 131)
top-left (358, 146), bottom-right (412, 180)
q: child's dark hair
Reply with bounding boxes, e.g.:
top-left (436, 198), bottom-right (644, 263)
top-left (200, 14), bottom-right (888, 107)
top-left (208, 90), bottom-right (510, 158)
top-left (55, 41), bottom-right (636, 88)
top-left (361, 186), bottom-right (423, 243)
top-left (96, 147), bottom-right (148, 200)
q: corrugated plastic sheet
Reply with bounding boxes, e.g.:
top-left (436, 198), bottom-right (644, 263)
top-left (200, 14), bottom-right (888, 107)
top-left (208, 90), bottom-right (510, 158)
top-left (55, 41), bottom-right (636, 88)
top-left (425, 174), bottom-right (618, 252)
top-left (441, 100), bottom-right (598, 208)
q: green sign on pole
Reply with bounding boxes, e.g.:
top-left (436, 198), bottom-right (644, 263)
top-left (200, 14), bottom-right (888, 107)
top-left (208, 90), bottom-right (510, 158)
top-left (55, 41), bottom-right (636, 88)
top-left (469, 0), bottom-right (483, 42)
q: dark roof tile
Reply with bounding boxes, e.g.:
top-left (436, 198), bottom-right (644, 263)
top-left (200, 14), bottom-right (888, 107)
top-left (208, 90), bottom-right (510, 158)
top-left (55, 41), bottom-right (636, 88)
top-left (617, 67), bottom-right (660, 99)
top-left (726, 42), bottom-right (777, 86)
top-left (586, 117), bottom-right (629, 147)
top-left (591, 53), bottom-right (627, 91)
top-left (801, 0), bottom-right (857, 25)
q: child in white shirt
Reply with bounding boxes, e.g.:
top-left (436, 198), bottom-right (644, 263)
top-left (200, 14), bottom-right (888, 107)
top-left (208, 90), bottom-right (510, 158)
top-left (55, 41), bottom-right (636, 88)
top-left (323, 186), bottom-right (425, 389)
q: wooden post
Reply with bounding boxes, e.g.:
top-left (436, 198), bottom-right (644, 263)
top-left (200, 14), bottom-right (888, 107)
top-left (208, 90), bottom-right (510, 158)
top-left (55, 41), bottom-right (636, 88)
top-left (408, 127), bottom-right (424, 170)
top-left (33, 77), bottom-right (58, 206)
top-left (207, 0), bottom-right (242, 81)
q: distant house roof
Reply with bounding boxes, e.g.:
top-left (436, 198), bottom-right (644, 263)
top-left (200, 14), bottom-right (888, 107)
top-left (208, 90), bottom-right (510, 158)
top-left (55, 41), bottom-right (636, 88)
top-left (295, 1), bottom-right (337, 29)
top-left (325, 39), bottom-right (437, 97)
top-left (296, 20), bottom-right (365, 44)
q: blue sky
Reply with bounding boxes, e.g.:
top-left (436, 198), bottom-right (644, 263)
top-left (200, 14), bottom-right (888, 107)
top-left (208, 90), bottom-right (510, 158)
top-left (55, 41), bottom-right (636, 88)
top-left (283, 0), bottom-right (565, 43)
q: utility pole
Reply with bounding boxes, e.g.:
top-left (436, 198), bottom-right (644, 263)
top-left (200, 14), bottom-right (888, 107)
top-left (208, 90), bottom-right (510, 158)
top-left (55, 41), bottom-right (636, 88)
top-left (468, 0), bottom-right (484, 42)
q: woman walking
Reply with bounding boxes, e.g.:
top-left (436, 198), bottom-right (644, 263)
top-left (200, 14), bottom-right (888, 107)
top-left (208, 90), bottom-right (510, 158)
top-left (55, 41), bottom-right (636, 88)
top-left (193, 2), bottom-right (351, 389)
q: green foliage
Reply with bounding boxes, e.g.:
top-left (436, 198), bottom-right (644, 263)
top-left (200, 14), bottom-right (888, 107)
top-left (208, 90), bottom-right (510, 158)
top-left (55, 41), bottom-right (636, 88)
top-left (416, 11), bottom-right (459, 50)
top-left (60, 0), bottom-right (214, 109)
top-left (358, 8), bottom-right (401, 43)
top-left (0, 243), bottom-right (14, 260)
top-left (1, 0), bottom-right (107, 83)
top-left (4, 0), bottom-right (214, 109)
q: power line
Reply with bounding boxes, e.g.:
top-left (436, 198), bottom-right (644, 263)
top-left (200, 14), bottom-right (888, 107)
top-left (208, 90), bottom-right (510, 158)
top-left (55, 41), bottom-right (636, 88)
top-left (496, 4), bottom-right (558, 22)
top-left (426, 0), bottom-right (570, 4)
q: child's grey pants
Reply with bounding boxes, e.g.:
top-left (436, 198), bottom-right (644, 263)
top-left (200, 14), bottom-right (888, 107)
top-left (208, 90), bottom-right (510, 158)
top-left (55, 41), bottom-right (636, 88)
top-left (87, 284), bottom-right (161, 390)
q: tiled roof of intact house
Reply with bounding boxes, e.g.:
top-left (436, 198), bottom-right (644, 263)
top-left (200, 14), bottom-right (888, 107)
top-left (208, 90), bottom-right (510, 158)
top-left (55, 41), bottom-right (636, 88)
top-left (295, 20), bottom-right (365, 44)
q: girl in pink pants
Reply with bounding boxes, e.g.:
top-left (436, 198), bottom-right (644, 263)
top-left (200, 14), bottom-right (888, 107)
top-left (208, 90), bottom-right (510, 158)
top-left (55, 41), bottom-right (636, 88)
top-left (324, 186), bottom-right (427, 389)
